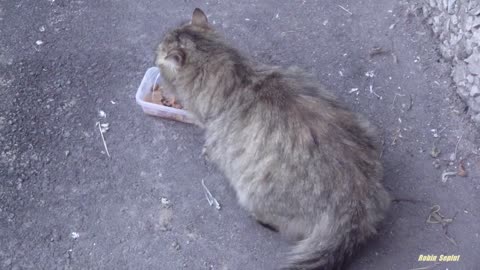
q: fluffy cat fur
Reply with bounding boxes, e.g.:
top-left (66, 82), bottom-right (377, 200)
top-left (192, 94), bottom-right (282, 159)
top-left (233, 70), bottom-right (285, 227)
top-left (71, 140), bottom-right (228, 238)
top-left (155, 8), bottom-right (391, 270)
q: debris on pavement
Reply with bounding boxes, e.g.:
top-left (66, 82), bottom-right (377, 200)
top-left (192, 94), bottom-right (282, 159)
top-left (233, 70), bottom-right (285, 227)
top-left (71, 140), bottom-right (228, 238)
top-left (432, 159), bottom-right (441, 169)
top-left (337, 5), bottom-right (353, 15)
top-left (161, 197), bottom-right (171, 207)
top-left (453, 133), bottom-right (463, 161)
top-left (391, 128), bottom-right (402, 145)
top-left (201, 179), bottom-right (221, 210)
top-left (400, 94), bottom-right (413, 111)
top-left (70, 232), bottom-right (80, 239)
top-left (98, 110), bottom-right (107, 118)
top-left (369, 85), bottom-right (383, 99)
top-left (441, 171), bottom-right (457, 183)
top-left (429, 145), bottom-right (441, 158)
top-left (427, 205), bottom-right (453, 226)
top-left (457, 161), bottom-right (467, 177)
top-left (171, 241), bottom-right (181, 251)
top-left (96, 122), bottom-right (110, 157)
top-left (348, 88), bottom-right (359, 94)
top-left (426, 205), bottom-right (458, 246)
top-left (369, 46), bottom-right (389, 57)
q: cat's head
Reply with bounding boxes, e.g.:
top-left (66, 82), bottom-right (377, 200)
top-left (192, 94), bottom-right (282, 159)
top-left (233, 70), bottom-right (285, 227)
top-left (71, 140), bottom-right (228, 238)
top-left (155, 8), bottom-right (215, 81)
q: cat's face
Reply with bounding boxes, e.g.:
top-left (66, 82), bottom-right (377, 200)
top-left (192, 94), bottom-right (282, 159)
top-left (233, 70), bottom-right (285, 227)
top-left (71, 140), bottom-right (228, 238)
top-left (154, 8), bottom-right (212, 82)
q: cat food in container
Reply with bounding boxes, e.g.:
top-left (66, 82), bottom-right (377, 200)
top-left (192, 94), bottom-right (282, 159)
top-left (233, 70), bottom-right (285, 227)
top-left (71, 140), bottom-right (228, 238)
top-left (136, 67), bottom-right (195, 124)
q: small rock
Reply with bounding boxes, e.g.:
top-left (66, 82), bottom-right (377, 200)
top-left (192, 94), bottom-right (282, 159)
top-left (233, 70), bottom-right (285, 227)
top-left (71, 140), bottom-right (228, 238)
top-left (475, 95), bottom-right (480, 104)
top-left (465, 51), bottom-right (480, 75)
top-left (171, 241), bottom-right (181, 250)
top-left (471, 85), bottom-right (480, 97)
top-left (465, 16), bottom-right (474, 31)
top-left (457, 86), bottom-right (469, 98)
top-left (35, 40), bottom-right (44, 46)
top-left (469, 6), bottom-right (480, 16)
top-left (161, 197), bottom-right (170, 205)
top-left (447, 0), bottom-right (456, 14)
top-left (452, 62), bottom-right (467, 83)
top-left (474, 17), bottom-right (480, 29)
top-left (472, 113), bottom-right (480, 123)
top-left (467, 74), bottom-right (474, 84)
top-left (469, 98), bottom-right (480, 112)
top-left (71, 232), bottom-right (80, 239)
top-left (450, 14), bottom-right (458, 25)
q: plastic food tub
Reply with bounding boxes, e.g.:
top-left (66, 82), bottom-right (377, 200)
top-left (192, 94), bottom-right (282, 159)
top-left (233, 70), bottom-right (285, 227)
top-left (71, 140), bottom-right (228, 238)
top-left (136, 67), bottom-right (195, 124)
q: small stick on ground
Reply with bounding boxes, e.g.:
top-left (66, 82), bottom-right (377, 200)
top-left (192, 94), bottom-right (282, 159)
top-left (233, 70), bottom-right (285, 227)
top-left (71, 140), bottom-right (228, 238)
top-left (443, 211), bottom-right (459, 246)
top-left (390, 39), bottom-right (398, 64)
top-left (369, 85), bottom-right (383, 99)
top-left (337, 5), bottom-right (353, 15)
top-left (444, 232), bottom-right (458, 246)
top-left (391, 53), bottom-right (398, 64)
top-left (427, 205), bottom-right (453, 225)
top-left (408, 262), bottom-right (441, 270)
top-left (454, 133), bottom-right (463, 160)
top-left (201, 179), bottom-right (221, 210)
top-left (406, 94), bottom-right (413, 111)
top-left (379, 139), bottom-right (385, 158)
top-left (96, 122), bottom-right (110, 157)
top-left (369, 47), bottom-right (389, 57)
top-left (392, 198), bottom-right (429, 204)
top-left (391, 128), bottom-right (401, 145)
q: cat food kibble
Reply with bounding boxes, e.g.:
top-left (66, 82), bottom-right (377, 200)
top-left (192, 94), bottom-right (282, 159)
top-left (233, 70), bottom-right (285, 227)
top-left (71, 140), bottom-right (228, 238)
top-left (144, 85), bottom-right (183, 109)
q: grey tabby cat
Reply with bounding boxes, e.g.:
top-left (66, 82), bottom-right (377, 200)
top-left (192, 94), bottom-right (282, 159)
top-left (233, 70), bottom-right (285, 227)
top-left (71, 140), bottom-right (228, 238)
top-left (154, 8), bottom-right (391, 270)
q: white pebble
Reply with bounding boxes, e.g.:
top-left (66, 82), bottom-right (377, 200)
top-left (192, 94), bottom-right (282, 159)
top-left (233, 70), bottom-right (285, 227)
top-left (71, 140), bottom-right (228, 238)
top-left (71, 232), bottom-right (80, 239)
top-left (161, 197), bottom-right (170, 205)
top-left (35, 40), bottom-right (44, 45)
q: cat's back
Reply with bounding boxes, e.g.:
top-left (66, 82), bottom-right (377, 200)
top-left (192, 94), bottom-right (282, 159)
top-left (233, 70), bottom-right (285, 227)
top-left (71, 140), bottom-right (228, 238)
top-left (247, 67), bottom-right (380, 154)
top-left (208, 66), bottom-right (382, 185)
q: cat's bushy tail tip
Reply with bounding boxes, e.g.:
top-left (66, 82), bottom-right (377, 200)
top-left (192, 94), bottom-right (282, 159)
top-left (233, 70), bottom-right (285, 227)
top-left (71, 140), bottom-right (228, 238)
top-left (280, 225), bottom-right (357, 270)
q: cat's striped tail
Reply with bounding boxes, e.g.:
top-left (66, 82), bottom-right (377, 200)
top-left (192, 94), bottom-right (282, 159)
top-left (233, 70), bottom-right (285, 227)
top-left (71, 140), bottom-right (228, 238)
top-left (281, 222), bottom-right (361, 270)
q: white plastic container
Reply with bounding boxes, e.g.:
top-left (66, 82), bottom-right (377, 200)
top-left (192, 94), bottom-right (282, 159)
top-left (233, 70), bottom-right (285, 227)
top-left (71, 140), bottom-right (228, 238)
top-left (136, 67), bottom-right (195, 124)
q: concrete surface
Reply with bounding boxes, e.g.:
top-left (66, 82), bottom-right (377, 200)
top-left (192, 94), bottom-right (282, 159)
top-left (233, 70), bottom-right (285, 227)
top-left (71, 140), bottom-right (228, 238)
top-left (1, 0), bottom-right (480, 269)
top-left (421, 0), bottom-right (480, 123)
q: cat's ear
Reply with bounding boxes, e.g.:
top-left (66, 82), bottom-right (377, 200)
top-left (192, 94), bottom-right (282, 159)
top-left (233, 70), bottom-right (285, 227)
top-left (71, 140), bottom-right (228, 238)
top-left (192, 8), bottom-right (208, 28)
top-left (165, 49), bottom-right (185, 67)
